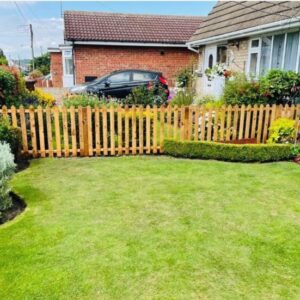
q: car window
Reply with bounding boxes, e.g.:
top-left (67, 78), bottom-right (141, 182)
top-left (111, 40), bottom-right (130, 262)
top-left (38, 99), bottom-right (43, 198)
top-left (133, 72), bottom-right (156, 81)
top-left (108, 72), bottom-right (131, 83)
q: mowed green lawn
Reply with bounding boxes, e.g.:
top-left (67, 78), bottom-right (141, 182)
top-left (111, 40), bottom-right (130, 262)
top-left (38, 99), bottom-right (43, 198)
top-left (1, 157), bottom-right (300, 299)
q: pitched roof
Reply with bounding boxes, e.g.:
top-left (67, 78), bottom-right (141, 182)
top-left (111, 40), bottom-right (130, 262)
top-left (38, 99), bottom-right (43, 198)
top-left (190, 1), bottom-right (300, 43)
top-left (64, 11), bottom-right (204, 45)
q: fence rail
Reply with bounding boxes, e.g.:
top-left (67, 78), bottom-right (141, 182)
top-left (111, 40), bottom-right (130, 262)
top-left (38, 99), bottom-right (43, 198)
top-left (0, 104), bottom-right (299, 158)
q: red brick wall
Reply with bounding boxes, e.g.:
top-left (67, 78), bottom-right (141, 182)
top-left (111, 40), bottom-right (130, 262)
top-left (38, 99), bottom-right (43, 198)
top-left (50, 52), bottom-right (63, 87)
top-left (74, 45), bottom-right (197, 87)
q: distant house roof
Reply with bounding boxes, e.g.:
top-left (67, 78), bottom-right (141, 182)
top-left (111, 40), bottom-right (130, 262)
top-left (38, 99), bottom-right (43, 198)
top-left (64, 11), bottom-right (204, 45)
top-left (189, 1), bottom-right (300, 44)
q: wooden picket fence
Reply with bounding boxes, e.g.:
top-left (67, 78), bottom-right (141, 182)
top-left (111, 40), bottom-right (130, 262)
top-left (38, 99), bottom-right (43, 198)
top-left (0, 104), bottom-right (299, 158)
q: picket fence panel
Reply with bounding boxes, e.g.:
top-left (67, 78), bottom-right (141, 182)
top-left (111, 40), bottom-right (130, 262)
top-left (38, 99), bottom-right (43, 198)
top-left (0, 104), bottom-right (299, 158)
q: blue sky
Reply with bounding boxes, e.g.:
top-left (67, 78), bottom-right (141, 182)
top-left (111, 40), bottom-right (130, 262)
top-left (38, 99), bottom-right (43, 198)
top-left (0, 1), bottom-right (216, 59)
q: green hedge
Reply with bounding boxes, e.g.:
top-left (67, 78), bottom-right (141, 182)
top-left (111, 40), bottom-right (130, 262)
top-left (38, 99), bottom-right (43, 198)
top-left (164, 139), bottom-right (293, 162)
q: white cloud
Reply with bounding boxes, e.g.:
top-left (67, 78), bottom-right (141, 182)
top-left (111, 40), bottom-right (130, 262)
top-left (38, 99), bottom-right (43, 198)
top-left (0, 9), bottom-right (63, 59)
top-left (0, 1), bottom-right (63, 58)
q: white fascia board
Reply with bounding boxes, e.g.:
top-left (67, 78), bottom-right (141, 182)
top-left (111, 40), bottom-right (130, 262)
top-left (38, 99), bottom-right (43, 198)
top-left (72, 41), bottom-right (187, 48)
top-left (187, 17), bottom-right (300, 47)
top-left (59, 45), bottom-right (73, 50)
top-left (48, 47), bottom-right (60, 53)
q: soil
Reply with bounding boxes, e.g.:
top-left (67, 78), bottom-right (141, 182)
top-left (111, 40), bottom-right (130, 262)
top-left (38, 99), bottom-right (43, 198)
top-left (294, 156), bottom-right (300, 164)
top-left (224, 138), bottom-right (257, 144)
top-left (0, 193), bottom-right (26, 225)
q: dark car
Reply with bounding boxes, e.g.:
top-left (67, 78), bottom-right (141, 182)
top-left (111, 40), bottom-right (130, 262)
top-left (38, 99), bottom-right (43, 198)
top-left (69, 69), bottom-right (169, 98)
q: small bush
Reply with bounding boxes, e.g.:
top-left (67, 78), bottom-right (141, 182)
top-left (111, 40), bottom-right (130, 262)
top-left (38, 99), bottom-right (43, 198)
top-left (30, 88), bottom-right (55, 107)
top-left (0, 66), bottom-right (28, 107)
top-left (29, 69), bottom-right (43, 79)
top-left (195, 95), bottom-right (224, 109)
top-left (0, 56), bottom-right (8, 66)
top-left (171, 90), bottom-right (194, 107)
top-left (63, 94), bottom-right (102, 108)
top-left (164, 139), bottom-right (292, 162)
top-left (0, 67), bottom-right (17, 106)
top-left (291, 144), bottom-right (300, 157)
top-left (175, 62), bottom-right (195, 88)
top-left (0, 117), bottom-right (22, 159)
top-left (125, 85), bottom-right (168, 106)
top-left (0, 142), bottom-right (16, 218)
top-left (263, 69), bottom-right (300, 104)
top-left (222, 73), bottom-right (270, 105)
top-left (222, 70), bottom-right (300, 106)
top-left (267, 118), bottom-right (296, 144)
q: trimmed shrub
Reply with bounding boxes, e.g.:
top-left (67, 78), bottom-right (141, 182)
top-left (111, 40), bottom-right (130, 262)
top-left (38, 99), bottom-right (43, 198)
top-left (0, 142), bottom-right (16, 218)
top-left (164, 139), bottom-right (292, 162)
top-left (267, 118), bottom-right (296, 144)
top-left (0, 117), bottom-right (22, 159)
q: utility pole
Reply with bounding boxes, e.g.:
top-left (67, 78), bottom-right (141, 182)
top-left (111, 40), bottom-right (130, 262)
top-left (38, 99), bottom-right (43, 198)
top-left (29, 24), bottom-right (35, 70)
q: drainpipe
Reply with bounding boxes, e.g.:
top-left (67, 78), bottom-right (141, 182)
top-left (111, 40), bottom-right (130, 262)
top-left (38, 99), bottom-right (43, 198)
top-left (72, 41), bottom-right (76, 85)
top-left (187, 43), bottom-right (199, 53)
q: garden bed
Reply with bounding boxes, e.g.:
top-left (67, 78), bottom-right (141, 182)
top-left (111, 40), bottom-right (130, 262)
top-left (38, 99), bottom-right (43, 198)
top-left (0, 192), bottom-right (26, 225)
top-left (225, 138), bottom-right (257, 144)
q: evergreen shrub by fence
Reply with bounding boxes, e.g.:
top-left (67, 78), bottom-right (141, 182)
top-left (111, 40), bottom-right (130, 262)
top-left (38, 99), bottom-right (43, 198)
top-left (164, 139), bottom-right (293, 162)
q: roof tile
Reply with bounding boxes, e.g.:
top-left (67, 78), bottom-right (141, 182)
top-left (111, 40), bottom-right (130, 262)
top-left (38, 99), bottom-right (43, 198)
top-left (190, 1), bottom-right (300, 42)
top-left (64, 11), bottom-right (204, 44)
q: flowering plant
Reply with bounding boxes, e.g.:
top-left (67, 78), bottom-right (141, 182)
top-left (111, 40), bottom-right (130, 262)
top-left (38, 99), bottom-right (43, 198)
top-left (205, 64), bottom-right (232, 80)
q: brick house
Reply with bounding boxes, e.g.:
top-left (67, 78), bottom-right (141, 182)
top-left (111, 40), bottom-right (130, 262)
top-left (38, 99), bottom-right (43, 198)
top-left (49, 11), bottom-right (203, 88)
top-left (187, 1), bottom-right (300, 97)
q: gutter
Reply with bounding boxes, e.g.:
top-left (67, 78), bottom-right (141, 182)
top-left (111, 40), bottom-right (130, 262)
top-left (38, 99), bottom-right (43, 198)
top-left (72, 41), bottom-right (187, 48)
top-left (187, 44), bottom-right (199, 53)
top-left (187, 16), bottom-right (300, 47)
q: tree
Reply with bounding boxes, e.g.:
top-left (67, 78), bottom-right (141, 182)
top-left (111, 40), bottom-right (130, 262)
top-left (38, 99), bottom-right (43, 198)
top-left (0, 49), bottom-right (8, 66)
top-left (30, 53), bottom-right (50, 75)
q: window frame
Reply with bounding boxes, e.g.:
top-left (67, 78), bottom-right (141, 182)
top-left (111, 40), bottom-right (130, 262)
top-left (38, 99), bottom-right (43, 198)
top-left (247, 30), bottom-right (300, 78)
top-left (247, 38), bottom-right (261, 77)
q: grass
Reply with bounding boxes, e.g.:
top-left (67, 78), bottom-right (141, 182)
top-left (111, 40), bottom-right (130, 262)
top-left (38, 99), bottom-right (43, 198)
top-left (0, 156), bottom-right (300, 299)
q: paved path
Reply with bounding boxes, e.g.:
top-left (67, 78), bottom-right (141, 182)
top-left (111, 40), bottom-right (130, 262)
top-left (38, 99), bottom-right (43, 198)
top-left (41, 88), bottom-right (68, 105)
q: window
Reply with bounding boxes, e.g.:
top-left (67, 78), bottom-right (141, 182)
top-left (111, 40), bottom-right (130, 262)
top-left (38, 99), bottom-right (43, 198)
top-left (251, 39), bottom-right (259, 47)
top-left (64, 58), bottom-right (73, 75)
top-left (284, 32), bottom-right (299, 71)
top-left (250, 53), bottom-right (258, 76)
top-left (249, 39), bottom-right (260, 77)
top-left (217, 46), bottom-right (227, 64)
top-left (133, 72), bottom-right (156, 81)
top-left (108, 72), bottom-right (130, 83)
top-left (208, 54), bottom-right (213, 68)
top-left (248, 31), bottom-right (300, 77)
top-left (260, 36), bottom-right (272, 75)
top-left (271, 34), bottom-right (285, 69)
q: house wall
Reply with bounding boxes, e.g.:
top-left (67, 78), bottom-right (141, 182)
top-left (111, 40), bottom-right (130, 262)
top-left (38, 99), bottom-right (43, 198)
top-left (50, 52), bottom-right (63, 88)
top-left (195, 46), bottom-right (205, 94)
top-left (227, 38), bottom-right (249, 73)
top-left (195, 38), bottom-right (249, 96)
top-left (74, 45), bottom-right (197, 87)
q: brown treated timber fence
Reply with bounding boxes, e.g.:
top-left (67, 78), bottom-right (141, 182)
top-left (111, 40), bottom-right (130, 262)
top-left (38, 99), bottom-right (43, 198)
top-left (0, 104), bottom-right (299, 158)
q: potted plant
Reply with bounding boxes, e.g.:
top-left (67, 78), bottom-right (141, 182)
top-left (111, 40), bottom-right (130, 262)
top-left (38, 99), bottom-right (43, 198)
top-left (291, 144), bottom-right (300, 164)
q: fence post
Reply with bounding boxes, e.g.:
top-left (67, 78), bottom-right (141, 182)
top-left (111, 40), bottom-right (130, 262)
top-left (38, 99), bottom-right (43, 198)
top-left (82, 107), bottom-right (89, 157)
top-left (183, 106), bottom-right (189, 140)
